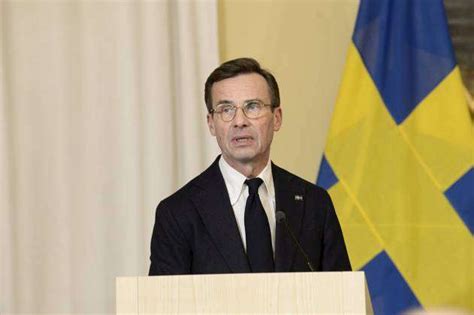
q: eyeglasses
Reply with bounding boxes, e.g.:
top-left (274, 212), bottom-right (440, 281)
top-left (210, 100), bottom-right (273, 122)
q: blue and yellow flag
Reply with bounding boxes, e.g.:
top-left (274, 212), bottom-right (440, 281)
top-left (317, 1), bottom-right (473, 314)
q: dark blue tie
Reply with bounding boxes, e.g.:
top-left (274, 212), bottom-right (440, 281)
top-left (244, 178), bottom-right (274, 272)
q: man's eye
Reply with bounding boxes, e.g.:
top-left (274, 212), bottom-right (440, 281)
top-left (220, 106), bottom-right (234, 114)
top-left (246, 101), bottom-right (261, 111)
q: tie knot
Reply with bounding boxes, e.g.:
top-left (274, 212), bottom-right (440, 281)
top-left (245, 178), bottom-right (263, 195)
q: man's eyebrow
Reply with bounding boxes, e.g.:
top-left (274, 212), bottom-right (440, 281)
top-left (215, 100), bottom-right (234, 106)
top-left (244, 98), bottom-right (263, 103)
top-left (216, 98), bottom-right (263, 106)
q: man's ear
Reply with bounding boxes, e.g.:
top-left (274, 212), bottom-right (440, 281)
top-left (273, 106), bottom-right (282, 131)
top-left (207, 114), bottom-right (216, 136)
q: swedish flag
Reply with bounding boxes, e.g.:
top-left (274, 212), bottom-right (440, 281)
top-left (317, 0), bottom-right (473, 314)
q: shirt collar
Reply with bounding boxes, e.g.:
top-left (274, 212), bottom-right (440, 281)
top-left (258, 159), bottom-right (275, 201)
top-left (219, 156), bottom-right (274, 205)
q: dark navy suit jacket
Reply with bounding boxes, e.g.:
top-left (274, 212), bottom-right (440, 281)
top-left (149, 156), bottom-right (351, 275)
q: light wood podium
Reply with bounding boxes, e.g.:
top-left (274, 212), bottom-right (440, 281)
top-left (116, 271), bottom-right (373, 314)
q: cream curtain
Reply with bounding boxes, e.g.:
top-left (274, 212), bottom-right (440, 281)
top-left (0, 1), bottom-right (219, 313)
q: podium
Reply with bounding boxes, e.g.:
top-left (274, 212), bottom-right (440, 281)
top-left (116, 271), bottom-right (372, 314)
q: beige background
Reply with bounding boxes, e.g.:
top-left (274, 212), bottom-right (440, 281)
top-left (219, 0), bottom-right (359, 182)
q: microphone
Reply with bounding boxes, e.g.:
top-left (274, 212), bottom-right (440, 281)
top-left (276, 210), bottom-right (315, 271)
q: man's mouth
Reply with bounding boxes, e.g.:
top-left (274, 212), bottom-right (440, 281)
top-left (232, 136), bottom-right (253, 144)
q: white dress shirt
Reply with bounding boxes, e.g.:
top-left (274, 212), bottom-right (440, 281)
top-left (219, 156), bottom-right (276, 253)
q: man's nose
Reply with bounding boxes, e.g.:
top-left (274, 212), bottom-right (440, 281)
top-left (233, 107), bottom-right (249, 127)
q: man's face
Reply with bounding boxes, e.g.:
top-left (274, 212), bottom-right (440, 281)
top-left (207, 73), bottom-right (282, 169)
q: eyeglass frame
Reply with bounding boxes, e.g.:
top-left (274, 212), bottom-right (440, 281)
top-left (209, 99), bottom-right (276, 122)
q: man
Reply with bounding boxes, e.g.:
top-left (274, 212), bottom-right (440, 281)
top-left (149, 58), bottom-right (351, 275)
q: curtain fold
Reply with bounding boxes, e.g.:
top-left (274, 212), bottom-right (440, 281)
top-left (0, 1), bottom-right (219, 313)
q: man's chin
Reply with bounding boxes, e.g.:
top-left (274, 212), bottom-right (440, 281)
top-left (225, 151), bottom-right (257, 164)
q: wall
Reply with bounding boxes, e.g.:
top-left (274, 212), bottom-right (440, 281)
top-left (218, 0), bottom-right (359, 182)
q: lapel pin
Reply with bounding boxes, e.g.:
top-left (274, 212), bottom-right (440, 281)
top-left (294, 195), bottom-right (303, 201)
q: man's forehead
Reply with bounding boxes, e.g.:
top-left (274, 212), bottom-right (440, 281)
top-left (211, 73), bottom-right (271, 103)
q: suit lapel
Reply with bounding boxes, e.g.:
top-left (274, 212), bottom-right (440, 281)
top-left (273, 163), bottom-right (305, 272)
top-left (190, 157), bottom-right (250, 273)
